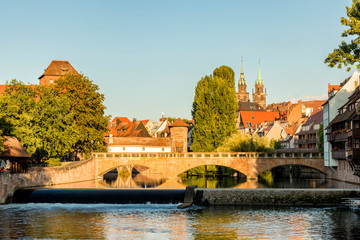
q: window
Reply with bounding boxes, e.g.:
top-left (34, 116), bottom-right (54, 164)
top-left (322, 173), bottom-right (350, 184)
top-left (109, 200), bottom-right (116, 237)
top-left (313, 124), bottom-right (319, 130)
top-left (50, 80), bottom-right (54, 84)
top-left (354, 138), bottom-right (360, 149)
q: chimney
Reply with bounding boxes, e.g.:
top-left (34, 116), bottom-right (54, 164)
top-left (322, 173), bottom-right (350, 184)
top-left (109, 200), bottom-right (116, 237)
top-left (133, 118), bottom-right (137, 122)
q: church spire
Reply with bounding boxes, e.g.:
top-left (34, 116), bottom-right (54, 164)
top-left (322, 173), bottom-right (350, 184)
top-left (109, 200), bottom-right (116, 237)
top-left (239, 56), bottom-right (246, 86)
top-left (256, 59), bottom-right (263, 85)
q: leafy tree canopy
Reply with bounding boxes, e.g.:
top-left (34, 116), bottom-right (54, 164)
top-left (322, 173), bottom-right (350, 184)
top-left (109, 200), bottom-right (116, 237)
top-left (325, 0), bottom-right (360, 71)
top-left (191, 70), bottom-right (237, 152)
top-left (0, 80), bottom-right (78, 160)
top-left (54, 74), bottom-right (110, 155)
top-left (213, 65), bottom-right (235, 88)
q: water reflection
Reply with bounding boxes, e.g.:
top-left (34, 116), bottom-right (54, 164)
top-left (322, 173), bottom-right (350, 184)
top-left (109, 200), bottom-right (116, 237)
top-left (2, 204), bottom-right (360, 239)
top-left (46, 173), bottom-right (360, 190)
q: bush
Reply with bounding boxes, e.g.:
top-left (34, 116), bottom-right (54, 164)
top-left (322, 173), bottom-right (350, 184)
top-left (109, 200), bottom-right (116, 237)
top-left (45, 158), bottom-right (62, 167)
top-left (217, 131), bottom-right (273, 152)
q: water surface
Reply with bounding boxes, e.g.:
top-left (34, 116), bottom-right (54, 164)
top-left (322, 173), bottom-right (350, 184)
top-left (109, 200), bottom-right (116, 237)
top-left (1, 203), bottom-right (359, 239)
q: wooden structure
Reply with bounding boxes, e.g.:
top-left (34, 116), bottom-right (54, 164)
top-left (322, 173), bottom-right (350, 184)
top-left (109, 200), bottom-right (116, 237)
top-left (0, 136), bottom-right (30, 173)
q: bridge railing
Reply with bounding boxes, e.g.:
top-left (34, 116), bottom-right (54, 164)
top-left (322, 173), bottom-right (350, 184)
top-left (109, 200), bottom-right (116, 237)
top-left (92, 151), bottom-right (324, 159)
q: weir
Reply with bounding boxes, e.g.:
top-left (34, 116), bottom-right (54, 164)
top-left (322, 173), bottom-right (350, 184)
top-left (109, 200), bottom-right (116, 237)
top-left (9, 188), bottom-right (360, 207)
top-left (12, 189), bottom-right (186, 204)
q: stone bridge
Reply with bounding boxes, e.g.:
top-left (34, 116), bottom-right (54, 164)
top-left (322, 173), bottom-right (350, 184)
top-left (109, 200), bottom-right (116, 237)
top-left (93, 151), bottom-right (327, 180)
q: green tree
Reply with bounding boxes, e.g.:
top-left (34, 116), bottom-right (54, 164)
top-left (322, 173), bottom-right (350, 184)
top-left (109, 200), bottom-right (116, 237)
top-left (0, 80), bottom-right (78, 160)
top-left (192, 69), bottom-right (237, 152)
top-left (213, 65), bottom-right (235, 88)
top-left (54, 74), bottom-right (110, 155)
top-left (325, 0), bottom-right (360, 71)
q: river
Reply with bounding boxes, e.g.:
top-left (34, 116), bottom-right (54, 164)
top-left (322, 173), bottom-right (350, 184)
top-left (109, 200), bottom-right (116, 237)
top-left (2, 171), bottom-right (360, 239)
top-left (1, 203), bottom-right (359, 239)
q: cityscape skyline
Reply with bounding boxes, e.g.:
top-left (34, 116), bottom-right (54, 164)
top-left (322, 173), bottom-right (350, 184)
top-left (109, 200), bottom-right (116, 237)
top-left (0, 0), bottom-right (354, 121)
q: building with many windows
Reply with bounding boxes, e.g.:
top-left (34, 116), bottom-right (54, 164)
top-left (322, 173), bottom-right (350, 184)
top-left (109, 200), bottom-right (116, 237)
top-left (326, 86), bottom-right (360, 180)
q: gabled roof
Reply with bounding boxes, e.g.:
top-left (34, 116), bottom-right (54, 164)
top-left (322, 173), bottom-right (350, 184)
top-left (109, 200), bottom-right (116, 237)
top-left (302, 110), bottom-right (323, 127)
top-left (284, 127), bottom-right (295, 136)
top-left (238, 102), bottom-right (264, 111)
top-left (328, 84), bottom-right (341, 94)
top-left (141, 120), bottom-right (150, 126)
top-left (239, 111), bottom-right (279, 128)
top-left (303, 100), bottom-right (326, 113)
top-left (39, 60), bottom-right (79, 79)
top-left (0, 136), bottom-right (30, 158)
top-left (106, 117), bottom-right (150, 137)
top-left (169, 118), bottom-right (189, 127)
top-left (111, 117), bottom-right (131, 123)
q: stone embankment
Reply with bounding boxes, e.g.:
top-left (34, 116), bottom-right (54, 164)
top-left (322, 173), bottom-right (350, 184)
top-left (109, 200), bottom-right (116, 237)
top-left (193, 188), bottom-right (360, 206)
top-left (0, 157), bottom-right (95, 204)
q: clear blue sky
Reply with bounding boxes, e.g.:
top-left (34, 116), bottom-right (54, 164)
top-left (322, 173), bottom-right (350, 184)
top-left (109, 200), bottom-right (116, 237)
top-left (0, 0), bottom-right (354, 121)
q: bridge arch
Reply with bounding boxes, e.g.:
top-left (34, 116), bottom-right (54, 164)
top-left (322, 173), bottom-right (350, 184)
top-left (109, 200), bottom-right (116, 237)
top-left (93, 152), bottom-right (327, 180)
top-left (176, 163), bottom-right (247, 178)
top-left (255, 158), bottom-right (328, 177)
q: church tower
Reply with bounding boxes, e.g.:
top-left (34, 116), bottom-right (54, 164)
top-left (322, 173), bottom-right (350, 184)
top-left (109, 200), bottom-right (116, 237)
top-left (252, 60), bottom-right (266, 108)
top-left (236, 57), bottom-right (250, 102)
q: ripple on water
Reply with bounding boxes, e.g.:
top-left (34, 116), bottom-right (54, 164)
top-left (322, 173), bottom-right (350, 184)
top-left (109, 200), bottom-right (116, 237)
top-left (0, 204), bottom-right (360, 239)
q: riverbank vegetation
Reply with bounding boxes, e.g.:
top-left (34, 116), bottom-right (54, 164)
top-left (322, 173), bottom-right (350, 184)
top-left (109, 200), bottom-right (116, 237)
top-left (0, 74), bottom-right (110, 163)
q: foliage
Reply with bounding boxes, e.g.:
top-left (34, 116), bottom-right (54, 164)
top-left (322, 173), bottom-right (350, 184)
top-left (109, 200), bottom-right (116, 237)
top-left (0, 80), bottom-right (78, 160)
top-left (213, 65), bottom-right (235, 88)
top-left (54, 74), bottom-right (110, 154)
top-left (270, 139), bottom-right (281, 150)
top-left (167, 117), bottom-right (191, 125)
top-left (318, 123), bottom-right (324, 153)
top-left (185, 165), bottom-right (218, 176)
top-left (45, 158), bottom-right (62, 167)
top-left (0, 130), bottom-right (5, 153)
top-left (325, 0), bottom-right (360, 71)
top-left (191, 70), bottom-right (237, 152)
top-left (259, 170), bottom-right (274, 186)
top-left (217, 131), bottom-right (273, 152)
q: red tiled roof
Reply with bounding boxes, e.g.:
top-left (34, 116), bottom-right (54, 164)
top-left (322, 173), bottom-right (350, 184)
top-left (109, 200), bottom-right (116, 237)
top-left (303, 100), bottom-right (326, 112)
top-left (141, 120), bottom-right (150, 126)
top-left (105, 118), bottom-right (151, 138)
top-left (0, 85), bottom-right (6, 95)
top-left (240, 111), bottom-right (279, 128)
top-left (39, 60), bottom-right (79, 79)
top-left (284, 127), bottom-right (295, 136)
top-left (169, 118), bottom-right (189, 127)
top-left (111, 117), bottom-right (131, 123)
top-left (328, 83), bottom-right (341, 94)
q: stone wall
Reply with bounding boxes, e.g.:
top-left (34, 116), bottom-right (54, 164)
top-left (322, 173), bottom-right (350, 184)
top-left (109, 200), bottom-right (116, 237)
top-left (327, 160), bottom-right (360, 184)
top-left (0, 157), bottom-right (95, 204)
top-left (194, 188), bottom-right (360, 206)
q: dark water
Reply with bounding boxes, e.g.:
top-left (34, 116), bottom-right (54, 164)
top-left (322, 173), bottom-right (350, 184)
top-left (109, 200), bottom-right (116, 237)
top-left (1, 203), bottom-right (359, 239)
top-left (98, 173), bottom-right (360, 189)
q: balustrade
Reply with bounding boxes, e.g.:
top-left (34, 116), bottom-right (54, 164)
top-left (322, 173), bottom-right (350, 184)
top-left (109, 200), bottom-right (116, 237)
top-left (92, 151), bottom-right (323, 159)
